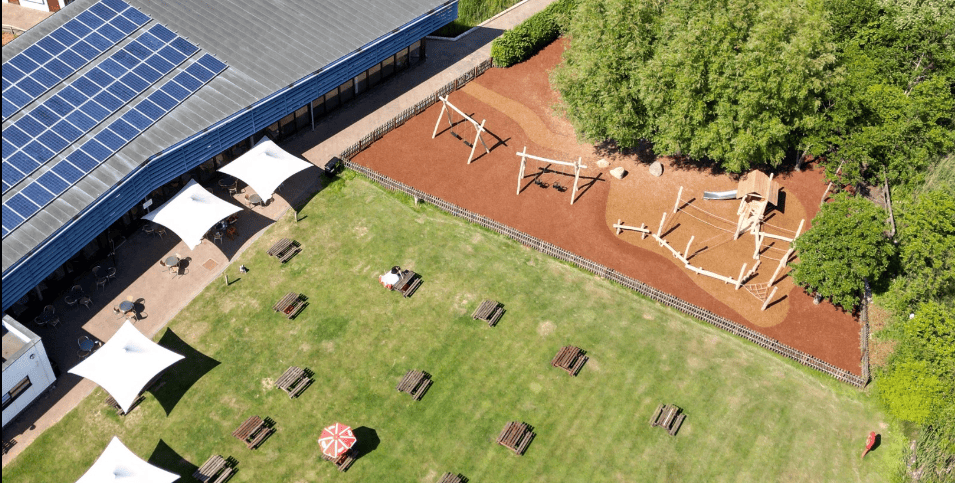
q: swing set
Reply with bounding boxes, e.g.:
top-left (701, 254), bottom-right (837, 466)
top-left (432, 95), bottom-right (491, 164)
top-left (515, 147), bottom-right (589, 205)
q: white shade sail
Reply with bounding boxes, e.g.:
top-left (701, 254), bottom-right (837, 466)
top-left (218, 138), bottom-right (312, 201)
top-left (69, 321), bottom-right (184, 414)
top-left (142, 179), bottom-right (241, 249)
top-left (76, 437), bottom-right (179, 483)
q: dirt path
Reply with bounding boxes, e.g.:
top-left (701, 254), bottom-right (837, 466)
top-left (352, 39), bottom-right (862, 375)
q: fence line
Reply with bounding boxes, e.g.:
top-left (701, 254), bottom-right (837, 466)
top-left (333, 57), bottom-right (869, 388)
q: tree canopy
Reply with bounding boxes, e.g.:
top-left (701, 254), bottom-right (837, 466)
top-left (789, 193), bottom-right (895, 309)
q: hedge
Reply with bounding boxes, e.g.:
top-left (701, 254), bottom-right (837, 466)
top-left (490, 0), bottom-right (576, 67)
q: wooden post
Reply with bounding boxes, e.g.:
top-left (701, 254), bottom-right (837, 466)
top-left (684, 236), bottom-right (694, 260)
top-left (467, 119), bottom-right (488, 164)
top-left (616, 219), bottom-right (622, 235)
top-left (432, 98), bottom-right (449, 139)
top-left (657, 212), bottom-right (667, 238)
top-left (769, 254), bottom-right (788, 286)
top-left (224, 274), bottom-right (229, 285)
top-left (753, 233), bottom-right (762, 260)
top-left (761, 286), bottom-right (779, 311)
top-left (294, 210), bottom-right (298, 223)
top-left (673, 186), bottom-right (684, 214)
top-left (641, 223), bottom-right (647, 239)
top-left (736, 263), bottom-right (747, 290)
top-left (570, 157), bottom-right (582, 205)
top-left (516, 147), bottom-right (527, 195)
top-left (794, 219), bottom-right (804, 239)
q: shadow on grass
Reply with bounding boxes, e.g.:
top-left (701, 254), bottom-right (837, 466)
top-left (151, 328), bottom-right (220, 416)
top-left (147, 439), bottom-right (198, 479)
top-left (352, 426), bottom-right (381, 459)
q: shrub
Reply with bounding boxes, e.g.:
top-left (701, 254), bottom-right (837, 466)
top-left (491, 0), bottom-right (576, 67)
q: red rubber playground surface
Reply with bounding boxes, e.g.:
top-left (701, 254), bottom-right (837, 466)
top-left (351, 39), bottom-right (862, 376)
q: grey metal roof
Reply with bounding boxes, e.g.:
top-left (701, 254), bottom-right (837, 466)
top-left (2, 0), bottom-right (448, 273)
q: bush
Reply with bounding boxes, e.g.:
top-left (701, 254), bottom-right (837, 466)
top-left (491, 0), bottom-right (576, 67)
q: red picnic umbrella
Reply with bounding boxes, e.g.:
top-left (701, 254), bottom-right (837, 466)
top-left (318, 422), bottom-right (357, 459)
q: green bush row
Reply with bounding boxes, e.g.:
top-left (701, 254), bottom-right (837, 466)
top-left (490, 0), bottom-right (575, 67)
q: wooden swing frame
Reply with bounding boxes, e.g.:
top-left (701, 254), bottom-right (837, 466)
top-left (515, 147), bottom-right (588, 205)
top-left (432, 95), bottom-right (491, 164)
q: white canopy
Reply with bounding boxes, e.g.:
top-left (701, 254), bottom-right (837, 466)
top-left (76, 437), bottom-right (179, 483)
top-left (218, 138), bottom-right (312, 202)
top-left (143, 179), bottom-right (241, 249)
top-left (69, 321), bottom-right (184, 414)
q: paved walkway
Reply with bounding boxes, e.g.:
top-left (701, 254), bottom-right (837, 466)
top-left (2, 2), bottom-right (52, 44)
top-left (2, 0), bottom-right (552, 466)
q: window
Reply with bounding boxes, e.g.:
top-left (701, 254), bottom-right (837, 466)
top-left (2, 377), bottom-right (32, 410)
top-left (396, 47), bottom-right (409, 73)
top-left (354, 72), bottom-right (367, 95)
top-left (294, 105), bottom-right (311, 131)
top-left (381, 54), bottom-right (395, 80)
top-left (311, 95), bottom-right (326, 118)
top-left (265, 122), bottom-right (280, 140)
top-left (368, 63), bottom-right (382, 88)
top-left (409, 40), bottom-right (423, 64)
top-left (278, 112), bottom-right (296, 139)
top-left (324, 87), bottom-right (340, 112)
top-left (338, 79), bottom-right (355, 104)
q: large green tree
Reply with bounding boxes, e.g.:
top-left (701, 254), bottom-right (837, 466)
top-left (790, 193), bottom-right (895, 309)
top-left (553, 0), bottom-right (836, 172)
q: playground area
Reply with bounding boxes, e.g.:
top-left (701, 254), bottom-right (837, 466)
top-left (351, 39), bottom-right (862, 376)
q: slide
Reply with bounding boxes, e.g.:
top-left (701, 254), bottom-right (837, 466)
top-left (703, 190), bottom-right (738, 200)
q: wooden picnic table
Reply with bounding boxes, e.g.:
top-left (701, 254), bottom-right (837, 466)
top-left (322, 450), bottom-right (357, 472)
top-left (232, 415), bottom-right (273, 449)
top-left (104, 395), bottom-right (144, 416)
top-left (439, 473), bottom-right (467, 483)
top-left (395, 370), bottom-right (432, 401)
top-left (649, 403), bottom-right (686, 436)
top-left (267, 238), bottom-right (302, 263)
top-left (272, 292), bottom-right (305, 319)
top-left (274, 366), bottom-right (312, 398)
top-left (497, 421), bottom-right (535, 456)
top-left (193, 454), bottom-right (235, 483)
top-left (551, 345), bottom-right (588, 376)
top-left (393, 270), bottom-right (422, 298)
top-left (471, 299), bottom-right (504, 327)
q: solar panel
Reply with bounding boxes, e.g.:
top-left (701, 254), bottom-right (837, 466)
top-left (98, 57), bottom-right (126, 77)
top-left (22, 141), bottom-right (54, 163)
top-left (17, 115), bottom-right (45, 137)
top-left (92, 91), bottom-right (123, 111)
top-left (58, 49), bottom-right (87, 69)
top-left (119, 72), bottom-right (149, 92)
top-left (58, 85), bottom-right (88, 107)
top-left (46, 95), bottom-right (73, 116)
top-left (4, 126), bottom-right (31, 148)
top-left (122, 7), bottom-right (151, 26)
top-left (36, 171), bottom-right (69, 194)
top-left (78, 101), bottom-right (109, 121)
top-left (133, 63), bottom-right (162, 83)
top-left (121, 108), bottom-right (151, 130)
top-left (156, 45), bottom-right (186, 65)
top-left (3, 64), bottom-right (26, 84)
top-left (17, 76), bottom-right (46, 97)
top-left (63, 19), bottom-right (92, 38)
top-left (37, 131), bottom-right (69, 152)
top-left (6, 194), bottom-right (38, 217)
top-left (87, 2), bottom-right (117, 21)
top-left (81, 139), bottom-right (112, 160)
top-left (7, 152), bottom-right (38, 174)
top-left (96, 23), bottom-right (124, 42)
top-left (20, 183), bottom-right (55, 207)
top-left (170, 38), bottom-right (199, 56)
top-left (32, 68), bottom-right (60, 89)
top-left (66, 110), bottom-right (97, 131)
top-left (108, 118), bottom-right (138, 141)
top-left (49, 27), bottom-right (80, 47)
top-left (67, 150), bottom-right (98, 172)
top-left (185, 63), bottom-right (214, 83)
top-left (196, 54), bottom-right (228, 74)
top-left (36, 36), bottom-right (65, 56)
top-left (135, 99), bottom-right (163, 120)
top-left (160, 81), bottom-right (189, 102)
top-left (4, 86), bottom-right (31, 111)
top-left (95, 128), bottom-right (125, 150)
top-left (52, 120), bottom-right (83, 142)
top-left (110, 15), bottom-right (137, 35)
top-left (51, 160), bottom-right (85, 183)
top-left (22, 45), bottom-right (52, 65)
top-left (107, 81), bottom-right (136, 102)
top-left (2, 206), bottom-right (26, 233)
top-left (71, 40), bottom-right (100, 60)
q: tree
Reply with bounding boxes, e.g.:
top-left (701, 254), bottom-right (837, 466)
top-left (552, 0), bottom-right (836, 172)
top-left (790, 193), bottom-right (895, 309)
top-left (878, 359), bottom-right (948, 425)
top-left (886, 189), bottom-right (955, 312)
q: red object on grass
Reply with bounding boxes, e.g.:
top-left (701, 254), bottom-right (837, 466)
top-left (861, 431), bottom-right (877, 459)
top-left (319, 422), bottom-right (356, 458)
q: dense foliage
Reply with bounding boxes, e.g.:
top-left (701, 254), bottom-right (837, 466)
top-left (432, 0), bottom-right (522, 37)
top-left (551, 0), bottom-right (954, 180)
top-left (790, 193), bottom-right (895, 309)
top-left (490, 0), bottom-right (576, 67)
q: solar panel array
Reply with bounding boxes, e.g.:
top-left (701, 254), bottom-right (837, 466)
top-left (2, 53), bottom-right (227, 237)
top-left (2, 23), bottom-right (201, 193)
top-left (1, 0), bottom-right (150, 121)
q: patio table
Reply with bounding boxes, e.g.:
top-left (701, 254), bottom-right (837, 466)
top-left (249, 194), bottom-right (263, 206)
top-left (165, 256), bottom-right (180, 267)
top-left (79, 338), bottom-right (95, 352)
top-left (119, 301), bottom-right (135, 313)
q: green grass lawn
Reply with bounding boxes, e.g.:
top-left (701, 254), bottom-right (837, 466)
top-left (433, 0), bottom-right (522, 37)
top-left (5, 173), bottom-right (902, 482)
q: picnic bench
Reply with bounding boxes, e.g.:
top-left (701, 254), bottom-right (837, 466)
top-left (471, 299), bottom-right (504, 327)
top-left (192, 454), bottom-right (236, 483)
top-left (274, 366), bottom-right (312, 399)
top-left (322, 450), bottom-right (357, 472)
top-left (392, 270), bottom-right (422, 298)
top-left (439, 473), bottom-right (468, 483)
top-left (497, 421), bottom-right (535, 456)
top-left (551, 345), bottom-right (588, 376)
top-left (395, 370), bottom-right (432, 401)
top-left (649, 403), bottom-right (686, 436)
top-left (232, 416), bottom-right (274, 450)
top-left (104, 395), bottom-right (144, 416)
top-left (267, 238), bottom-right (302, 263)
top-left (272, 292), bottom-right (306, 319)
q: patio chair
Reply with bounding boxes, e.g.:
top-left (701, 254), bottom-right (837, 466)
top-left (106, 267), bottom-right (117, 283)
top-left (92, 266), bottom-right (102, 278)
top-left (143, 225), bottom-right (155, 236)
top-left (112, 307), bottom-right (124, 319)
top-left (70, 284), bottom-right (84, 295)
top-left (155, 227), bottom-right (165, 239)
top-left (96, 277), bottom-right (108, 291)
top-left (48, 317), bottom-right (60, 329)
top-left (79, 297), bottom-right (93, 309)
top-left (34, 316), bottom-right (47, 327)
top-left (159, 260), bottom-right (168, 271)
top-left (214, 232), bottom-right (223, 245)
top-left (65, 294), bottom-right (78, 308)
top-left (43, 305), bottom-right (55, 316)
top-left (228, 182), bottom-right (240, 196)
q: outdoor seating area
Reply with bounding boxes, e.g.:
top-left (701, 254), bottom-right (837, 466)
top-left (392, 270), bottom-right (422, 298)
top-left (551, 345), bottom-right (588, 377)
top-left (272, 292), bottom-right (307, 319)
top-left (321, 450), bottom-right (357, 472)
top-left (439, 473), bottom-right (469, 483)
top-left (274, 366), bottom-right (313, 399)
top-left (267, 238), bottom-right (303, 263)
top-left (232, 416), bottom-right (274, 450)
top-left (395, 370), bottom-right (433, 401)
top-left (193, 454), bottom-right (237, 483)
top-left (649, 404), bottom-right (686, 437)
top-left (471, 299), bottom-right (505, 327)
top-left (104, 395), bottom-right (144, 416)
top-left (497, 421), bottom-right (535, 456)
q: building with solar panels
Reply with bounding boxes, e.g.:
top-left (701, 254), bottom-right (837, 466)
top-left (2, 0), bottom-right (457, 313)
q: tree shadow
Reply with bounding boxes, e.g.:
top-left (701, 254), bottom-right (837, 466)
top-left (147, 439), bottom-right (198, 480)
top-left (351, 426), bottom-right (381, 460)
top-left (151, 328), bottom-right (220, 416)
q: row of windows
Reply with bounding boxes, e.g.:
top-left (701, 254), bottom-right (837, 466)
top-left (265, 40), bottom-right (425, 142)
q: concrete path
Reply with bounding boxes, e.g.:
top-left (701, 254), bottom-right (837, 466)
top-left (2, 2), bottom-right (53, 33)
top-left (1, 0), bottom-right (553, 466)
